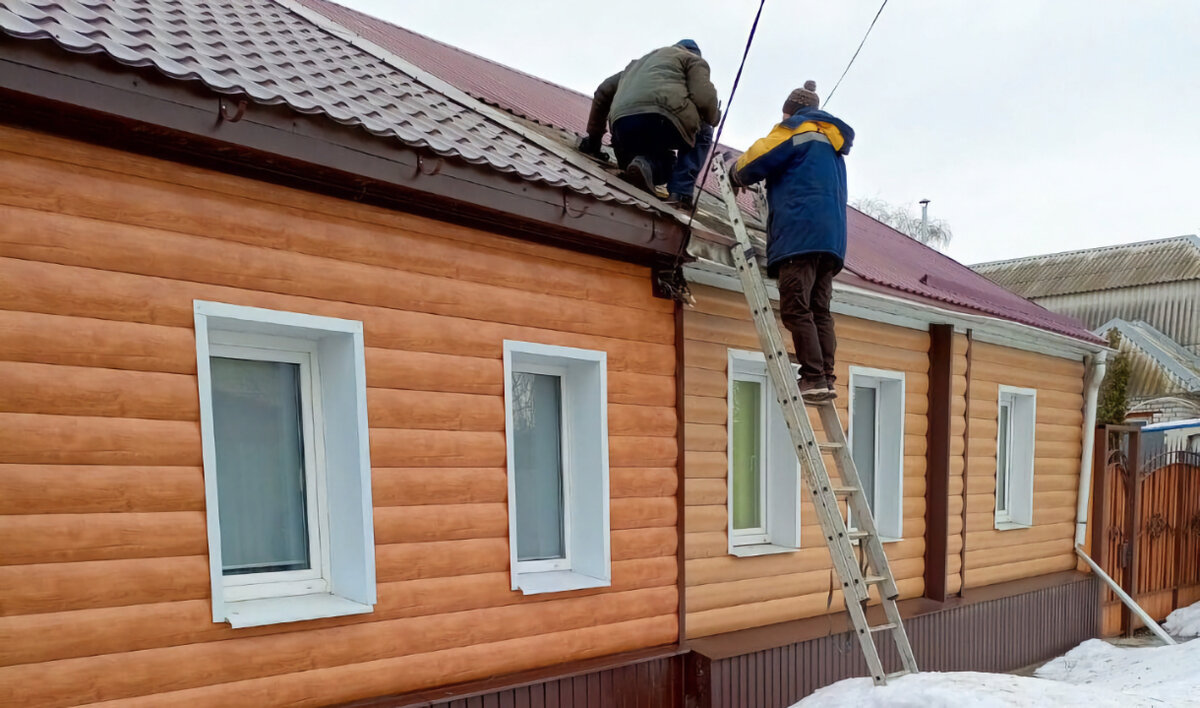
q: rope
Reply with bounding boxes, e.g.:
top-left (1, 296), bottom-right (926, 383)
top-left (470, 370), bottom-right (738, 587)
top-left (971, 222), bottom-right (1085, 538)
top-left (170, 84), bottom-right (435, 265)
top-left (825, 0), bottom-right (889, 106)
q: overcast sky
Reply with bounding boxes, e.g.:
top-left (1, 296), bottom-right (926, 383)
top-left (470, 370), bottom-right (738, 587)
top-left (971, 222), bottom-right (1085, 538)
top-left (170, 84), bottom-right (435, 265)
top-left (341, 1), bottom-right (1198, 265)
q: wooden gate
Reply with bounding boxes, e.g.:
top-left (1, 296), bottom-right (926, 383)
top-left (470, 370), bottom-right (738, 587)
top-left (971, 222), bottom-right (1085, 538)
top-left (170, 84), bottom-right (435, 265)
top-left (1091, 425), bottom-right (1200, 635)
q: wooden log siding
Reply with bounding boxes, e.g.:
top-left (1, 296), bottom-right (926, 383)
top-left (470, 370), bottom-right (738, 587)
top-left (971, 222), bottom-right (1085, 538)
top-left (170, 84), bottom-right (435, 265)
top-left (682, 285), bottom-right (936, 638)
top-left (962, 341), bottom-right (1086, 588)
top-left (0, 127), bottom-right (680, 706)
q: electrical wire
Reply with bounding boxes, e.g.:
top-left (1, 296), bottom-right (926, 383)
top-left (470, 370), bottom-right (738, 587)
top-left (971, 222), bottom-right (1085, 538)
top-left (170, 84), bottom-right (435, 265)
top-left (680, 0), bottom-right (768, 239)
top-left (824, 0), bottom-right (889, 106)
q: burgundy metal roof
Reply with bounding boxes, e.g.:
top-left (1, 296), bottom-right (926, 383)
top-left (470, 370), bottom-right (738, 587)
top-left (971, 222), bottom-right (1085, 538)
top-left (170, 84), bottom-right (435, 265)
top-left (296, 0), bottom-right (1100, 346)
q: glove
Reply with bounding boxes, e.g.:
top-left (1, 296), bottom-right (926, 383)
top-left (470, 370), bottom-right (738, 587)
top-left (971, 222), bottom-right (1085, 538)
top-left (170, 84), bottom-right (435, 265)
top-left (723, 154), bottom-right (744, 194)
top-left (578, 134), bottom-right (605, 159)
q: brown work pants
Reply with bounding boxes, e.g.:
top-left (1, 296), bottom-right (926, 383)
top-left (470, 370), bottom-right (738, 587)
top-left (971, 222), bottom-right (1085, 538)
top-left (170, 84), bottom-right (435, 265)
top-left (777, 253), bottom-right (839, 382)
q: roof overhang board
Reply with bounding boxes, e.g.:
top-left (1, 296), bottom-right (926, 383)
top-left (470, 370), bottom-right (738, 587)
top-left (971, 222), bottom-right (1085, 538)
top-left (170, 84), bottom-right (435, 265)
top-left (0, 38), bottom-right (687, 266)
top-left (685, 260), bottom-right (1108, 361)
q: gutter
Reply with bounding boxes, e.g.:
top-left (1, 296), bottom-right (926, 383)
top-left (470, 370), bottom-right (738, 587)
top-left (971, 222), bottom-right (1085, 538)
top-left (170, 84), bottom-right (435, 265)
top-left (1074, 352), bottom-right (1108, 547)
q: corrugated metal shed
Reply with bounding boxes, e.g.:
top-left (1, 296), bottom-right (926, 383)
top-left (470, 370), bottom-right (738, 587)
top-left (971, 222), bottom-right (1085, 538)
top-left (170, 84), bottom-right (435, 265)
top-left (972, 235), bottom-right (1200, 298)
top-left (1097, 319), bottom-right (1200, 399)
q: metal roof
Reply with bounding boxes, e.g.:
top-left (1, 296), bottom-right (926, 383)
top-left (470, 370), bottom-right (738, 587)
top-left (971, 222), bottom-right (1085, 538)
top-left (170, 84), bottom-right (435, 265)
top-left (0, 0), bottom-right (667, 216)
top-left (973, 235), bottom-right (1200, 298)
top-left (1097, 318), bottom-right (1200, 397)
top-left (0, 0), bottom-right (1103, 346)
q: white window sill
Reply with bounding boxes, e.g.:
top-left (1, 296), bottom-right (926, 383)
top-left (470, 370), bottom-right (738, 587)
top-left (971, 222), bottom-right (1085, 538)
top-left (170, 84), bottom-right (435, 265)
top-left (994, 519), bottom-right (1031, 531)
top-left (224, 593), bottom-right (373, 628)
top-left (730, 543), bottom-right (797, 558)
top-left (514, 570), bottom-right (609, 595)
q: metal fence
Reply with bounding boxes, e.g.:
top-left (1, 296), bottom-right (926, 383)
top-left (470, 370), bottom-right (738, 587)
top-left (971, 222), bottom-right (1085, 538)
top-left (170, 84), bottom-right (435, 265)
top-left (1092, 425), bottom-right (1200, 635)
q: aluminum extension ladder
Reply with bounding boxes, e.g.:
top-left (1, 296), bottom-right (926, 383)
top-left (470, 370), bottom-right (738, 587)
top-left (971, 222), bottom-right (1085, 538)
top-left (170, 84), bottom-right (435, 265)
top-left (711, 159), bottom-right (918, 685)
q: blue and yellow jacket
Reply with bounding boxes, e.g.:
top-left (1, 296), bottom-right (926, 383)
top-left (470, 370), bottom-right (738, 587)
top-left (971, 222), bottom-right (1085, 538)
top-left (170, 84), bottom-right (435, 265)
top-left (730, 107), bottom-right (855, 277)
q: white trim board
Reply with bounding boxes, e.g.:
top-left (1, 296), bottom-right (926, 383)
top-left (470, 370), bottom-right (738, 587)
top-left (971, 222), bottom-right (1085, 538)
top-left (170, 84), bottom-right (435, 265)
top-left (684, 260), bottom-right (1108, 361)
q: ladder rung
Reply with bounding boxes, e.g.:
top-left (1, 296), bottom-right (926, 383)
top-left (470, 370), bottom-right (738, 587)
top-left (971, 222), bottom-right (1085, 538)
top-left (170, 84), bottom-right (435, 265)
top-left (863, 575), bottom-right (887, 585)
top-left (847, 529), bottom-right (871, 541)
top-left (817, 442), bottom-right (844, 452)
top-left (830, 485), bottom-right (858, 496)
top-left (886, 671), bottom-right (912, 681)
top-left (868, 622), bottom-right (897, 633)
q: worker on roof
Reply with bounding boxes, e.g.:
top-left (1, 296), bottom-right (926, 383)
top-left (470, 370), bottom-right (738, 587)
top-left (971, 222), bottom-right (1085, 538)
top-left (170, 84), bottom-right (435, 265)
top-left (579, 39), bottom-right (720, 208)
top-left (727, 81), bottom-right (855, 402)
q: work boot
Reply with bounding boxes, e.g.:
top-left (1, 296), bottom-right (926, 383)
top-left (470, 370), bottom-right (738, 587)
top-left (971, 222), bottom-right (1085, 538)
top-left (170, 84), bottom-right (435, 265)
top-left (822, 376), bottom-right (839, 401)
top-left (797, 376), bottom-right (830, 403)
top-left (667, 192), bottom-right (693, 210)
top-left (622, 156), bottom-right (656, 195)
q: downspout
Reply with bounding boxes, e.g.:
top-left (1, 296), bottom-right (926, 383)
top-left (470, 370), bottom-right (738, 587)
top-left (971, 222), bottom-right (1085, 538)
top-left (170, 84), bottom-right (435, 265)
top-left (1071, 351), bottom-right (1176, 644)
top-left (1074, 351), bottom-right (1107, 547)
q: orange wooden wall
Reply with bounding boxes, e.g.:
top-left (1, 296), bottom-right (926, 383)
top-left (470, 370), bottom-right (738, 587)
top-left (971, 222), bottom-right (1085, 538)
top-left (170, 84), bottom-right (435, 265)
top-left (683, 284), bottom-right (932, 638)
top-left (0, 125), bottom-right (679, 707)
top-left (962, 342), bottom-right (1084, 588)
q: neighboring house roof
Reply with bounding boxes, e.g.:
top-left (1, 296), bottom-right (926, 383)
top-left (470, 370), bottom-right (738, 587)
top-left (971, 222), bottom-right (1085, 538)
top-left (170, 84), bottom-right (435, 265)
top-left (973, 235), bottom-right (1200, 299)
top-left (1098, 318), bottom-right (1200, 398)
top-left (0, 0), bottom-right (667, 217)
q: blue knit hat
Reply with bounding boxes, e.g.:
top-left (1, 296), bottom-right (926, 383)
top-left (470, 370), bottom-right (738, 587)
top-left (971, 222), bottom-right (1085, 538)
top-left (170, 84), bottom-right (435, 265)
top-left (675, 39), bottom-right (701, 56)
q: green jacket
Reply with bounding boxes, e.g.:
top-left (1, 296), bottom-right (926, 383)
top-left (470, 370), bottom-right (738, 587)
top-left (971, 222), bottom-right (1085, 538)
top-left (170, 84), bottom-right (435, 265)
top-left (586, 45), bottom-right (720, 146)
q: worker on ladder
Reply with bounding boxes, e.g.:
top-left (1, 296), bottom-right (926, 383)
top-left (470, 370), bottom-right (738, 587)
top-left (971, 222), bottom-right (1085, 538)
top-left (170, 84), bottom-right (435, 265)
top-left (726, 80), bottom-right (855, 402)
top-left (579, 40), bottom-right (720, 208)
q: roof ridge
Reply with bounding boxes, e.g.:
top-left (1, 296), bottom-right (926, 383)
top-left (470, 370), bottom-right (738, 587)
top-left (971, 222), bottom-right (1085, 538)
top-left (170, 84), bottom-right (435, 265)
top-left (298, 0), bottom-right (596, 104)
top-left (973, 233), bottom-right (1200, 270)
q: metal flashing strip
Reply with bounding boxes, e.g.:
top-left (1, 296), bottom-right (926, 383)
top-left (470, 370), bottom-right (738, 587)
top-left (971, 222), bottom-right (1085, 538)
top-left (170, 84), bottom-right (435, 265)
top-left (684, 260), bottom-right (1108, 360)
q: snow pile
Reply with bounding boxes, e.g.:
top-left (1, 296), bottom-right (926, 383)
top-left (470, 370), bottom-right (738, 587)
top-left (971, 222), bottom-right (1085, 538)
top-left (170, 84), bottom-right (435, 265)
top-left (1164, 599), bottom-right (1200, 638)
top-left (794, 671), bottom-right (1156, 707)
top-left (795, 637), bottom-right (1200, 707)
top-left (1036, 637), bottom-right (1200, 705)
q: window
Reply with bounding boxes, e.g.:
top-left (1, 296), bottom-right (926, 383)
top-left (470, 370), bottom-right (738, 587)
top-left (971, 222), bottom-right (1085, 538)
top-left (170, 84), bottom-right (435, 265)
top-left (504, 341), bottom-right (609, 594)
top-left (995, 386), bottom-right (1037, 529)
top-left (727, 351), bottom-right (802, 556)
top-left (195, 301), bottom-right (375, 628)
top-left (848, 367), bottom-right (905, 541)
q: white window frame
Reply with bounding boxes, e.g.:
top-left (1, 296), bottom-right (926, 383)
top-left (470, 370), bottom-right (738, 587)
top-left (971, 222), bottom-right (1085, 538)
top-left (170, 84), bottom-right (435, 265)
top-left (995, 385), bottom-right (1037, 530)
top-left (504, 341), bottom-right (610, 595)
top-left (195, 301), bottom-right (375, 628)
top-left (509, 360), bottom-right (573, 575)
top-left (727, 350), bottom-right (802, 557)
top-left (847, 366), bottom-right (905, 542)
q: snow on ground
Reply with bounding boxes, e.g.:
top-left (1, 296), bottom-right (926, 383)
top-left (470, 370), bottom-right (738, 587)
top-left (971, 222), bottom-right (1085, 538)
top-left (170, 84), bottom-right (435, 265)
top-left (794, 635), bottom-right (1200, 707)
top-left (1165, 599), bottom-right (1200, 638)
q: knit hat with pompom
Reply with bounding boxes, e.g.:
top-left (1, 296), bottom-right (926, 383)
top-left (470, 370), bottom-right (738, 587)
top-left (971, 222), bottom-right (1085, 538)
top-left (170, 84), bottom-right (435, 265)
top-left (782, 80), bottom-right (819, 114)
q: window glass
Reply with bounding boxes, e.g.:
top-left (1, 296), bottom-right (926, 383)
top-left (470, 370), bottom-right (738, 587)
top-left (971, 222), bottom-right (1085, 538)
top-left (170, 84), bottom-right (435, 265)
top-left (211, 356), bottom-right (310, 576)
top-left (997, 399), bottom-right (1011, 513)
top-left (851, 384), bottom-right (877, 513)
top-left (731, 378), bottom-right (763, 531)
top-left (512, 371), bottom-right (566, 562)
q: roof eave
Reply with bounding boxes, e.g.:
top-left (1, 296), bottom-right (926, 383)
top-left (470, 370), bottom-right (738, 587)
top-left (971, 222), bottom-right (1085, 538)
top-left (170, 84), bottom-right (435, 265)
top-left (0, 38), bottom-right (687, 267)
top-left (685, 259), bottom-right (1108, 360)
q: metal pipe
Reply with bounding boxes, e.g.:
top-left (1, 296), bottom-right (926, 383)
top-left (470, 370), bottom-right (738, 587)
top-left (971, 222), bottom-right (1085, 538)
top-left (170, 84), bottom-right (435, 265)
top-left (919, 199), bottom-right (930, 242)
top-left (1075, 546), bottom-right (1177, 645)
top-left (1075, 351), bottom-right (1108, 547)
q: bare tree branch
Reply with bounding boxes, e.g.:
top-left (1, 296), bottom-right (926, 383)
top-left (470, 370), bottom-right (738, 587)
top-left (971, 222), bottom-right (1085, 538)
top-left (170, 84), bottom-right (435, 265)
top-left (852, 197), bottom-right (953, 248)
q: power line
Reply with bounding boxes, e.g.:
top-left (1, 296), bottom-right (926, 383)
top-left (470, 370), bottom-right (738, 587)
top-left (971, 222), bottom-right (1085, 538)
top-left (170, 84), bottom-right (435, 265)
top-left (682, 0), bottom-right (767, 236)
top-left (825, 0), bottom-right (889, 106)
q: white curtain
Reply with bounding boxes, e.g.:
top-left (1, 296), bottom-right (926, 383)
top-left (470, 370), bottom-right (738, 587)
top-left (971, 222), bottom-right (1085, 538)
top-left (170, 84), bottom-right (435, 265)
top-left (512, 372), bottom-right (565, 561)
top-left (211, 357), bottom-right (311, 575)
